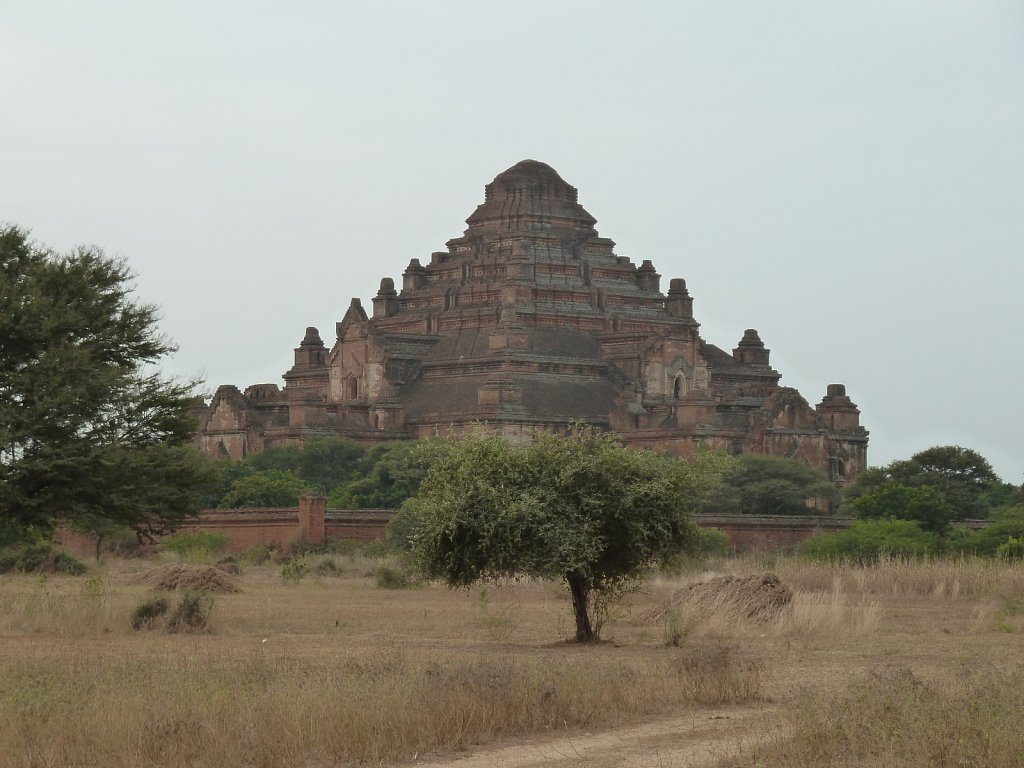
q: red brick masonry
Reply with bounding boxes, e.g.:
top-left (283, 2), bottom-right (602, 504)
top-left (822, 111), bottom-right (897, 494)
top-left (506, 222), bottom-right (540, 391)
top-left (57, 508), bottom-right (993, 557)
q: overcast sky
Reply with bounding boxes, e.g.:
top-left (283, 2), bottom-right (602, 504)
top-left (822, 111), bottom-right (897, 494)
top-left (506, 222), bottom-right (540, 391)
top-left (3, 1), bottom-right (1022, 482)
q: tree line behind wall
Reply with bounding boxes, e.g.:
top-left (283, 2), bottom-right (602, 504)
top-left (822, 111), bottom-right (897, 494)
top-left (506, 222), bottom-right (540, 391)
top-left (206, 439), bottom-right (426, 510)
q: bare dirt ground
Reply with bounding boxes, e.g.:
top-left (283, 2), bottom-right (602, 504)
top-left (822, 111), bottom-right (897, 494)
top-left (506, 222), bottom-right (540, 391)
top-left (414, 705), bottom-right (783, 768)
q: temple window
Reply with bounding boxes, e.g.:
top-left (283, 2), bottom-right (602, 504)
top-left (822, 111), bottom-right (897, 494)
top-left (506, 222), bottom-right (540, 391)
top-left (673, 374), bottom-right (686, 399)
top-left (348, 376), bottom-right (359, 399)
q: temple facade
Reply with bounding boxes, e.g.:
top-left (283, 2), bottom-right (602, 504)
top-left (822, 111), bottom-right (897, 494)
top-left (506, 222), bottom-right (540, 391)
top-left (195, 160), bottom-right (868, 482)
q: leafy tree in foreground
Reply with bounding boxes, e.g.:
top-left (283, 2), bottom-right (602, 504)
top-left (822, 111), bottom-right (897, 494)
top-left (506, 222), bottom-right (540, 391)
top-left (0, 226), bottom-right (217, 544)
top-left (407, 428), bottom-right (731, 642)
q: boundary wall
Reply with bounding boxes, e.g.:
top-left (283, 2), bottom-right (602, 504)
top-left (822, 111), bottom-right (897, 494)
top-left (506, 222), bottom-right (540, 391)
top-left (58, 505), bottom-right (996, 557)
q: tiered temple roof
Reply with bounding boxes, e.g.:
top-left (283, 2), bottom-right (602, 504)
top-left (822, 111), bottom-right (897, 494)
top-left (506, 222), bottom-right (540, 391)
top-left (196, 160), bottom-right (868, 482)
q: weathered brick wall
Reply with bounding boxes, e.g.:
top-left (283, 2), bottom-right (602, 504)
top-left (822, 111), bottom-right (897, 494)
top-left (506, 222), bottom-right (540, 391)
top-left (59, 509), bottom-right (992, 557)
top-left (325, 510), bottom-right (392, 543)
top-left (186, 508), bottom-right (300, 551)
top-left (695, 513), bottom-right (851, 551)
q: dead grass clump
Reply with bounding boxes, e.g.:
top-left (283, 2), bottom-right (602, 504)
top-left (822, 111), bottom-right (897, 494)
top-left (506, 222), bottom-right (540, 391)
top-left (644, 573), bottom-right (792, 624)
top-left (135, 564), bottom-right (240, 593)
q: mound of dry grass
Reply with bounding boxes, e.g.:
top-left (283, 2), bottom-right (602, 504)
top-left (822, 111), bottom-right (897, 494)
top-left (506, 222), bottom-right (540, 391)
top-left (134, 564), bottom-right (240, 593)
top-left (644, 573), bottom-right (792, 624)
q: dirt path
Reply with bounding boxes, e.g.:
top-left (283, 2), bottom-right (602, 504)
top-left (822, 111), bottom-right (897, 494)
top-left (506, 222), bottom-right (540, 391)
top-left (413, 705), bottom-right (784, 768)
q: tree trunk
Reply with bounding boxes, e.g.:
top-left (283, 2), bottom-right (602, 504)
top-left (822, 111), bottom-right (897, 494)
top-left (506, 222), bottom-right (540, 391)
top-left (566, 572), bottom-right (594, 642)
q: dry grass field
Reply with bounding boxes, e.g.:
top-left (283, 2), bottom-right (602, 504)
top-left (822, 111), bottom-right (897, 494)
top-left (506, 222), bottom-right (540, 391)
top-left (1, 551), bottom-right (1022, 767)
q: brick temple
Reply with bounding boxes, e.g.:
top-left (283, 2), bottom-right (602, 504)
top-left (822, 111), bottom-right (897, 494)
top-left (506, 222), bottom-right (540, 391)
top-left (195, 160), bottom-right (868, 482)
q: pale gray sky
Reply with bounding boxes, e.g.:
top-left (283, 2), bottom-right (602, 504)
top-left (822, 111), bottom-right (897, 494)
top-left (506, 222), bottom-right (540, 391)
top-left (3, 1), bottom-right (1022, 482)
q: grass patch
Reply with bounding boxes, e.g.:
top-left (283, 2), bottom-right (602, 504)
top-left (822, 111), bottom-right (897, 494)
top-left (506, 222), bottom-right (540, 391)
top-left (742, 664), bottom-right (1024, 767)
top-left (0, 644), bottom-right (760, 767)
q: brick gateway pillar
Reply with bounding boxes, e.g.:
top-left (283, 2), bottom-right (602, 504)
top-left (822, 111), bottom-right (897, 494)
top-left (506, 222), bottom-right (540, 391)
top-left (297, 493), bottom-right (326, 546)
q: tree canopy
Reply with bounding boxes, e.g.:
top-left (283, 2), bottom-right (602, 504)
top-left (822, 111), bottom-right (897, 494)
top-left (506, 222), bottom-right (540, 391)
top-left (204, 438), bottom-right (426, 510)
top-left (405, 428), bottom-right (731, 642)
top-left (842, 445), bottom-right (1014, 521)
top-left (849, 483), bottom-right (956, 533)
top-left (326, 441), bottom-right (427, 509)
top-left (0, 226), bottom-right (216, 544)
top-left (702, 453), bottom-right (835, 516)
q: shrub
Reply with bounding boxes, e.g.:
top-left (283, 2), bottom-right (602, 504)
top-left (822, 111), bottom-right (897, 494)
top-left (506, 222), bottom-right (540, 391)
top-left (313, 557), bottom-right (341, 576)
top-left (0, 543), bottom-right (86, 574)
top-left (0, 548), bottom-right (18, 573)
top-left (130, 596), bottom-right (170, 630)
top-left (325, 538), bottom-right (361, 556)
top-left (281, 558), bottom-right (310, 584)
top-left (997, 536), bottom-right (1024, 561)
top-left (949, 506), bottom-right (1024, 556)
top-left (373, 562), bottom-right (418, 589)
top-left (385, 499), bottom-right (424, 551)
top-left (53, 551), bottom-right (87, 575)
top-left (166, 590), bottom-right (214, 633)
top-left (16, 542), bottom-right (54, 572)
top-left (694, 527), bottom-right (732, 557)
top-left (361, 538), bottom-right (388, 558)
top-left (163, 531), bottom-right (229, 563)
top-left (799, 518), bottom-right (940, 562)
top-left (238, 544), bottom-right (273, 565)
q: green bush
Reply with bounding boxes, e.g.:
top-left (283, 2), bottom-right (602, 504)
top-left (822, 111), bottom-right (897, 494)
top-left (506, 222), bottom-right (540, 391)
top-left (0, 543), bottom-right (86, 574)
top-left (16, 542), bottom-right (54, 572)
top-left (0, 549), bottom-right (18, 573)
top-left (949, 506), bottom-right (1024, 556)
top-left (694, 527), bottom-right (732, 557)
top-left (163, 531), bottom-right (229, 563)
top-left (799, 518), bottom-right (940, 562)
top-left (281, 558), bottom-right (310, 584)
top-left (997, 536), bottom-right (1024, 561)
top-left (53, 551), bottom-right (87, 575)
top-left (386, 499), bottom-right (424, 551)
top-left (288, 537), bottom-right (327, 558)
top-left (166, 590), bottom-right (214, 633)
top-left (238, 544), bottom-right (273, 565)
top-left (373, 562), bottom-right (420, 589)
top-left (361, 539), bottom-right (388, 558)
top-left (130, 596), bottom-right (170, 630)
